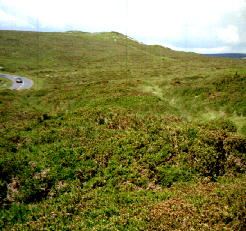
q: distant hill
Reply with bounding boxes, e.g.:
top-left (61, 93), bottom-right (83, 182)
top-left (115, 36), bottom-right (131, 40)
top-left (202, 53), bottom-right (246, 59)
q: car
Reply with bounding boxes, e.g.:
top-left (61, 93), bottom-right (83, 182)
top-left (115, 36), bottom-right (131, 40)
top-left (16, 78), bottom-right (23, 83)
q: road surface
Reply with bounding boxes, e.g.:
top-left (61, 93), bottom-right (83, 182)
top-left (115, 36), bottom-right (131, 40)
top-left (0, 73), bottom-right (33, 90)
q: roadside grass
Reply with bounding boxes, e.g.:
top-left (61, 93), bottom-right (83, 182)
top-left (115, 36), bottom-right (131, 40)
top-left (0, 30), bottom-right (245, 230)
top-left (0, 77), bottom-right (12, 90)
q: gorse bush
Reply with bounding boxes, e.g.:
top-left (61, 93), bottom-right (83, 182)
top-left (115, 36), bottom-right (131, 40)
top-left (156, 166), bottom-right (194, 187)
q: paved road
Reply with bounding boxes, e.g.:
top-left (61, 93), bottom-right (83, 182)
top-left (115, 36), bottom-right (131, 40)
top-left (0, 73), bottom-right (33, 90)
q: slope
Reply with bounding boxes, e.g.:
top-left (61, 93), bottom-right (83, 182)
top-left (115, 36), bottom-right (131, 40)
top-left (0, 30), bottom-right (245, 230)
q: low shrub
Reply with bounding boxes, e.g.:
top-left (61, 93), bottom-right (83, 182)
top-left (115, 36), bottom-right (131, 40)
top-left (156, 166), bottom-right (194, 187)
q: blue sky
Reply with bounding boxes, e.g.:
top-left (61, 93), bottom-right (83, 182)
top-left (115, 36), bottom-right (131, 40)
top-left (0, 0), bottom-right (245, 53)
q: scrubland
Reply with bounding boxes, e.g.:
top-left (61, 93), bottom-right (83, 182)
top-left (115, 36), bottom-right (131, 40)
top-left (0, 30), bottom-right (245, 230)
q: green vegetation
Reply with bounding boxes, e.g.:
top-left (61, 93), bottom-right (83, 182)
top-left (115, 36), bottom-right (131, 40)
top-left (0, 77), bottom-right (11, 90)
top-left (0, 30), bottom-right (245, 230)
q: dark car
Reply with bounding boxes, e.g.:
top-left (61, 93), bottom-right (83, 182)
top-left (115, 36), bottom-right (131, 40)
top-left (16, 78), bottom-right (23, 83)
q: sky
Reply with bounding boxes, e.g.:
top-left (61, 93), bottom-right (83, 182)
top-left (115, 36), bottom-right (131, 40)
top-left (0, 0), bottom-right (245, 54)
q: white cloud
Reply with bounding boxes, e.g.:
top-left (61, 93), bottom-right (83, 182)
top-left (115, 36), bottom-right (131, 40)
top-left (0, 0), bottom-right (128, 31)
top-left (0, 9), bottom-right (34, 29)
top-left (183, 47), bottom-right (230, 54)
top-left (217, 25), bottom-right (240, 44)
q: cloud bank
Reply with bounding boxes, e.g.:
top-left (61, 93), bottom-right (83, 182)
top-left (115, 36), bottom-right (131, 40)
top-left (0, 0), bottom-right (245, 53)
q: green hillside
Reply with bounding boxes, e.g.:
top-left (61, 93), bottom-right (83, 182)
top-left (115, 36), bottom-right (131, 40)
top-left (0, 30), bottom-right (245, 230)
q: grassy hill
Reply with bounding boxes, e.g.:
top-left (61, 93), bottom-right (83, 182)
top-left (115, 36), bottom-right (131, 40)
top-left (0, 30), bottom-right (245, 230)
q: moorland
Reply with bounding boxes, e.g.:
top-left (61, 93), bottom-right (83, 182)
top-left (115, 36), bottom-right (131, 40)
top-left (0, 30), bottom-right (245, 230)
